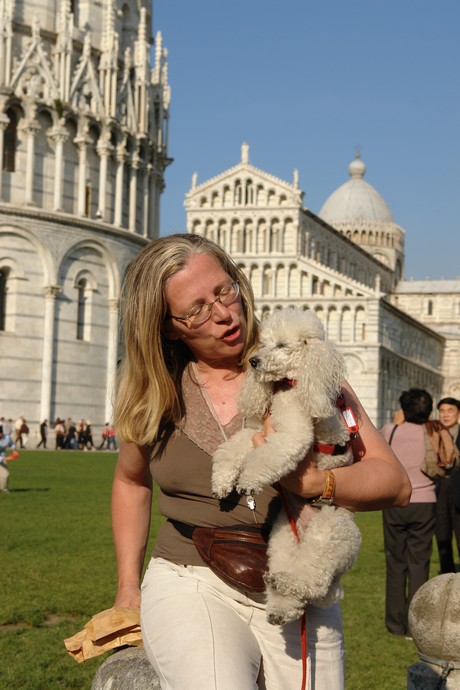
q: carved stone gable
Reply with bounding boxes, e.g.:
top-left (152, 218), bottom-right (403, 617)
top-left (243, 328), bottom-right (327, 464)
top-left (69, 34), bottom-right (104, 117)
top-left (116, 48), bottom-right (137, 130)
top-left (10, 16), bottom-right (59, 106)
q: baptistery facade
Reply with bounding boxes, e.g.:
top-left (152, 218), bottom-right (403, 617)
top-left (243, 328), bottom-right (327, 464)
top-left (0, 0), bottom-right (171, 428)
top-left (185, 145), bottom-right (454, 426)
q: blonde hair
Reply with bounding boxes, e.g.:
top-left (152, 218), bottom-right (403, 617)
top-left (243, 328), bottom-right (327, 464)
top-left (114, 233), bottom-right (259, 445)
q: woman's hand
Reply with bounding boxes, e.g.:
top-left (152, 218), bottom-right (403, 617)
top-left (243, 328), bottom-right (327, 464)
top-left (252, 382), bottom-right (412, 510)
top-left (252, 413), bottom-right (275, 448)
top-left (292, 382), bottom-right (411, 509)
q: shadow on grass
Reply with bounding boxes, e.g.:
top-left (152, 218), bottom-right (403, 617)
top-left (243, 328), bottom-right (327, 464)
top-left (6, 488), bottom-right (51, 493)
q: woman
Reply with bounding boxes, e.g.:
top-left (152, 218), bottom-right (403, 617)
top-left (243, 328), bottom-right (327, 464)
top-left (112, 233), bottom-right (411, 690)
top-left (380, 388), bottom-right (449, 638)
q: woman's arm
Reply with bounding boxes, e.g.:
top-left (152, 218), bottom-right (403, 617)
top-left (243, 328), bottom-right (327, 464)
top-left (254, 381), bottom-right (412, 511)
top-left (112, 442), bottom-right (153, 608)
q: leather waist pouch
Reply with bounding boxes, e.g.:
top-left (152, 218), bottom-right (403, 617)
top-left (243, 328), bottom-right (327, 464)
top-left (169, 520), bottom-right (269, 593)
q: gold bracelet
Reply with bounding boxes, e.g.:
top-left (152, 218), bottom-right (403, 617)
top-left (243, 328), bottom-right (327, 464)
top-left (310, 469), bottom-right (336, 506)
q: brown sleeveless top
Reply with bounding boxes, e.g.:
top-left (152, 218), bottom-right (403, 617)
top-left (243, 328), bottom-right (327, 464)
top-left (151, 365), bottom-right (279, 566)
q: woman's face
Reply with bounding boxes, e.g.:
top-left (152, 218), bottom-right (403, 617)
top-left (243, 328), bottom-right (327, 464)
top-left (164, 253), bottom-right (247, 366)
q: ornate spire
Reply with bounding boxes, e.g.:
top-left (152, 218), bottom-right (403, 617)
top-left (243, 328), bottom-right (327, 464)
top-left (241, 142), bottom-right (249, 164)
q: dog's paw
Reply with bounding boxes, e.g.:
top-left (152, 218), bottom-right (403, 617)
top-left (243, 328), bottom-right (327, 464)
top-left (235, 469), bottom-right (266, 496)
top-left (211, 473), bottom-right (239, 499)
top-left (265, 589), bottom-right (305, 626)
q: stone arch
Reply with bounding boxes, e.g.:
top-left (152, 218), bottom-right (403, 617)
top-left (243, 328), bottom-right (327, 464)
top-left (85, 123), bottom-right (101, 218)
top-left (262, 264), bottom-right (272, 296)
top-left (35, 108), bottom-right (54, 207)
top-left (355, 306), bottom-right (366, 341)
top-left (255, 183), bottom-right (264, 205)
top-left (3, 103), bottom-right (26, 204)
top-left (275, 263), bottom-right (286, 297)
top-left (300, 270), bottom-right (309, 297)
top-left (243, 218), bottom-right (254, 253)
top-left (223, 185), bottom-right (231, 206)
top-left (261, 305), bottom-right (271, 320)
top-left (217, 220), bottom-right (227, 250)
top-left (0, 225), bottom-right (51, 335)
top-left (62, 117), bottom-right (79, 214)
top-left (60, 239), bottom-right (120, 300)
top-left (234, 179), bottom-right (242, 205)
top-left (204, 219), bottom-right (215, 242)
top-left (231, 217), bottom-right (242, 253)
top-left (314, 306), bottom-right (325, 327)
top-left (340, 307), bottom-right (353, 342)
top-left (0, 223), bottom-right (53, 284)
top-left (2, 104), bottom-right (23, 175)
top-left (287, 263), bottom-right (297, 297)
top-left (257, 218), bottom-right (267, 253)
top-left (249, 264), bottom-right (261, 297)
top-left (269, 218), bottom-right (280, 252)
top-left (245, 179), bottom-right (254, 205)
top-left (327, 306), bottom-right (339, 342)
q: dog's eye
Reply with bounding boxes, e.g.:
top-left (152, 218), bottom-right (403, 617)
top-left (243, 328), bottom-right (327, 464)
top-left (276, 342), bottom-right (286, 348)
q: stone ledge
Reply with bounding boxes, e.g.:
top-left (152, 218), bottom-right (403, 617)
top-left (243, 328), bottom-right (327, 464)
top-left (91, 646), bottom-right (160, 690)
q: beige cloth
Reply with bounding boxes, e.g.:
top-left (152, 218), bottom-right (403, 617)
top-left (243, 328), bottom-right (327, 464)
top-left (63, 607), bottom-right (142, 663)
top-left (422, 421), bottom-right (457, 478)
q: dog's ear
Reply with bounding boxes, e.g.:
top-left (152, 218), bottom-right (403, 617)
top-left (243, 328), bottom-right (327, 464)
top-left (296, 339), bottom-right (347, 418)
top-left (238, 369), bottom-right (273, 418)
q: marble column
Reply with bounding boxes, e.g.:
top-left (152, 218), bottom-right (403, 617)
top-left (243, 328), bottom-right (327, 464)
top-left (97, 138), bottom-right (112, 220)
top-left (75, 134), bottom-right (89, 216)
top-left (49, 123), bottom-right (68, 211)
top-left (105, 298), bottom-right (119, 424)
top-left (0, 113), bottom-right (10, 199)
top-left (129, 152), bottom-right (140, 232)
top-left (40, 285), bottom-right (62, 424)
top-left (114, 146), bottom-right (127, 227)
top-left (21, 118), bottom-right (40, 205)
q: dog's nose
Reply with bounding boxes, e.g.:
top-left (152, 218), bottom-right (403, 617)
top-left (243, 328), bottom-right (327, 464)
top-left (249, 356), bottom-right (260, 369)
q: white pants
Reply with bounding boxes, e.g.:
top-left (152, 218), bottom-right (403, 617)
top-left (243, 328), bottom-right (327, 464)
top-left (0, 463), bottom-right (9, 491)
top-left (141, 557), bottom-right (345, 690)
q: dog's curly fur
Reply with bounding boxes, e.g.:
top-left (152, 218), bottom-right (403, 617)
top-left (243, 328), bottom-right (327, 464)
top-left (211, 307), bottom-right (362, 625)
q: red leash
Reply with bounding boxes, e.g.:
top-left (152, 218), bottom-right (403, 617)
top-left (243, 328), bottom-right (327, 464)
top-left (277, 484), bottom-right (307, 690)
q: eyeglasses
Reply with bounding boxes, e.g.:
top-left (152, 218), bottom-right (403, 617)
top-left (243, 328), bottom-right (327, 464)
top-left (169, 282), bottom-right (240, 328)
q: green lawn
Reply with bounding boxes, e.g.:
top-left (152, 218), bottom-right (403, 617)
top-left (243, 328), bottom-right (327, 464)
top-left (0, 451), bottom-right (441, 689)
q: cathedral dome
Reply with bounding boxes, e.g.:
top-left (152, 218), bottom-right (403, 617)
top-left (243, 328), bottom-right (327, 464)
top-left (319, 155), bottom-right (394, 225)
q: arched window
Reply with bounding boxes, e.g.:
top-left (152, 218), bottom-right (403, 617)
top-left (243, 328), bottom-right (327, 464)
top-left (3, 109), bottom-right (18, 172)
top-left (427, 300), bottom-right (433, 316)
top-left (0, 268), bottom-right (8, 330)
top-left (70, 0), bottom-right (79, 22)
top-left (76, 278), bottom-right (88, 340)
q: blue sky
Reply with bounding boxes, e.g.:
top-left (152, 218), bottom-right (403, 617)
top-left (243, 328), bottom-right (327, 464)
top-left (154, 0), bottom-right (459, 280)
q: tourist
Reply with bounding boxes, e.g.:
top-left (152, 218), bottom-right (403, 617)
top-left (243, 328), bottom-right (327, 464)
top-left (111, 233), bottom-right (411, 689)
top-left (381, 389), bottom-right (454, 637)
top-left (435, 397), bottom-right (460, 573)
top-left (36, 419), bottom-right (48, 448)
top-left (0, 429), bottom-right (17, 493)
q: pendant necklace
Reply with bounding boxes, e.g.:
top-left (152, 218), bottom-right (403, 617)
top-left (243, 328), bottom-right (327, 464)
top-left (192, 363), bottom-right (257, 520)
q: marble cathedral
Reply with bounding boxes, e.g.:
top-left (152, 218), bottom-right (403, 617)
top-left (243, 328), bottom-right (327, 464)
top-left (185, 145), bottom-right (460, 427)
top-left (0, 0), bottom-right (170, 429)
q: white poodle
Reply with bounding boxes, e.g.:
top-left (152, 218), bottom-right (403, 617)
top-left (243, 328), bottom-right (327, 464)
top-left (211, 307), bottom-right (361, 625)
